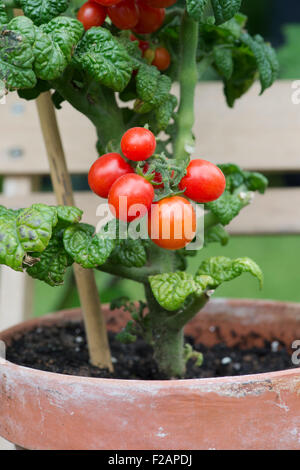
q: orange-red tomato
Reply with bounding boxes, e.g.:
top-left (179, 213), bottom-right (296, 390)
top-left (148, 196), bottom-right (196, 250)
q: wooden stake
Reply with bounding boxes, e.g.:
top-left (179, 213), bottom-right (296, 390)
top-left (36, 91), bottom-right (113, 372)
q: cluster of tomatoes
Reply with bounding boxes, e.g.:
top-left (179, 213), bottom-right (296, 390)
top-left (88, 127), bottom-right (226, 250)
top-left (77, 0), bottom-right (172, 71)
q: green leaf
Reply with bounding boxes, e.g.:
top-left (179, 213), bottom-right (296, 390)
top-left (110, 238), bottom-right (147, 268)
top-left (149, 272), bottom-right (197, 311)
top-left (26, 229), bottom-right (73, 286)
top-left (205, 224), bottom-right (229, 246)
top-left (63, 223), bottom-right (115, 269)
top-left (73, 27), bottom-right (134, 92)
top-left (149, 271), bottom-right (214, 311)
top-left (0, 1), bottom-right (8, 26)
top-left (213, 46), bottom-right (233, 80)
top-left (40, 17), bottom-right (84, 61)
top-left (211, 0), bottom-right (242, 25)
top-left (186, 0), bottom-right (208, 22)
top-left (19, 0), bottom-right (70, 26)
top-left (206, 192), bottom-right (244, 225)
top-left (18, 78), bottom-right (51, 100)
top-left (219, 163), bottom-right (268, 194)
top-left (155, 94), bottom-right (177, 131)
top-left (196, 256), bottom-right (263, 288)
top-left (0, 26), bottom-right (36, 90)
top-left (56, 205), bottom-right (83, 226)
top-left (136, 64), bottom-right (172, 109)
top-left (241, 33), bottom-right (279, 93)
top-left (0, 204), bottom-right (58, 271)
top-left (223, 47), bottom-right (257, 107)
top-left (32, 27), bottom-right (66, 80)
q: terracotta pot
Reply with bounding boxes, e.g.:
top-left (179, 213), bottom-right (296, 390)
top-left (1, 298), bottom-right (300, 450)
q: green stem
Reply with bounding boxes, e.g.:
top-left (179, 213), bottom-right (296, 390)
top-left (173, 11), bottom-right (199, 167)
top-left (144, 283), bottom-right (186, 377)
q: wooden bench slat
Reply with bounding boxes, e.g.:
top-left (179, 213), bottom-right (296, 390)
top-left (0, 187), bottom-right (299, 235)
top-left (0, 81), bottom-right (299, 175)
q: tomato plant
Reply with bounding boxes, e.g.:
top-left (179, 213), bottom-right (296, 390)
top-left (77, 1), bottom-right (107, 30)
top-left (108, 173), bottom-right (155, 221)
top-left (88, 153), bottom-right (133, 198)
top-left (179, 159), bottom-right (226, 203)
top-left (121, 127), bottom-right (156, 161)
top-left (0, 0), bottom-right (277, 379)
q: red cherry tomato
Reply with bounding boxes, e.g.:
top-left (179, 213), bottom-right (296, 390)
top-left (133, 1), bottom-right (165, 34)
top-left (142, 0), bottom-right (177, 7)
top-left (88, 153), bottom-right (133, 198)
top-left (77, 1), bottom-right (107, 30)
top-left (121, 127), bottom-right (156, 161)
top-left (130, 34), bottom-right (149, 53)
top-left (151, 47), bottom-right (171, 71)
top-left (108, 0), bottom-right (139, 30)
top-left (93, 0), bottom-right (122, 6)
top-left (148, 196), bottom-right (196, 250)
top-left (108, 174), bottom-right (155, 222)
top-left (179, 159), bottom-right (226, 203)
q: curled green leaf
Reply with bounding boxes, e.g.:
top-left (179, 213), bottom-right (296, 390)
top-left (19, 0), bottom-right (70, 26)
top-left (63, 223), bottom-right (115, 269)
top-left (196, 256), bottom-right (263, 288)
top-left (73, 27), bottom-right (134, 92)
top-left (26, 229), bottom-right (73, 286)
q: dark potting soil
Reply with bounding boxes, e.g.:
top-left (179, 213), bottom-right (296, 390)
top-left (6, 321), bottom-right (297, 380)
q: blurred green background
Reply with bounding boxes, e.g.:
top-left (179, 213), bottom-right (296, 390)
top-left (32, 0), bottom-right (300, 315)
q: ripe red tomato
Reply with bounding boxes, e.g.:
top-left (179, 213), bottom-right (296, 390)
top-left (151, 47), bottom-right (171, 71)
top-left (108, 0), bottom-right (139, 30)
top-left (142, 0), bottom-right (177, 7)
top-left (148, 196), bottom-right (196, 250)
top-left (121, 127), bottom-right (156, 161)
top-left (179, 159), bottom-right (226, 203)
top-left (88, 153), bottom-right (133, 198)
top-left (77, 1), bottom-right (107, 30)
top-left (130, 34), bottom-right (149, 53)
top-left (108, 174), bottom-right (155, 222)
top-left (133, 1), bottom-right (165, 34)
top-left (93, 0), bottom-right (122, 5)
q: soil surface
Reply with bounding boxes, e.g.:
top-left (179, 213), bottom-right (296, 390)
top-left (6, 322), bottom-right (298, 380)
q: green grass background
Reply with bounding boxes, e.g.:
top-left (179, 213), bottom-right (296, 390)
top-left (34, 235), bottom-right (300, 317)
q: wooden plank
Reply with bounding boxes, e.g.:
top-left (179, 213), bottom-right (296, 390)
top-left (0, 81), bottom-right (299, 175)
top-left (0, 188), bottom-right (299, 235)
top-left (193, 80), bottom-right (300, 173)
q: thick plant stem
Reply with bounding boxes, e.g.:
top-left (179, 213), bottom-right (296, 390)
top-left (144, 283), bottom-right (186, 377)
top-left (173, 12), bottom-right (199, 167)
top-left (153, 327), bottom-right (185, 378)
top-left (36, 91), bottom-right (113, 372)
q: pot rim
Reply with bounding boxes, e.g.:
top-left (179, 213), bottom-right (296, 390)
top-left (1, 297), bottom-right (300, 386)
